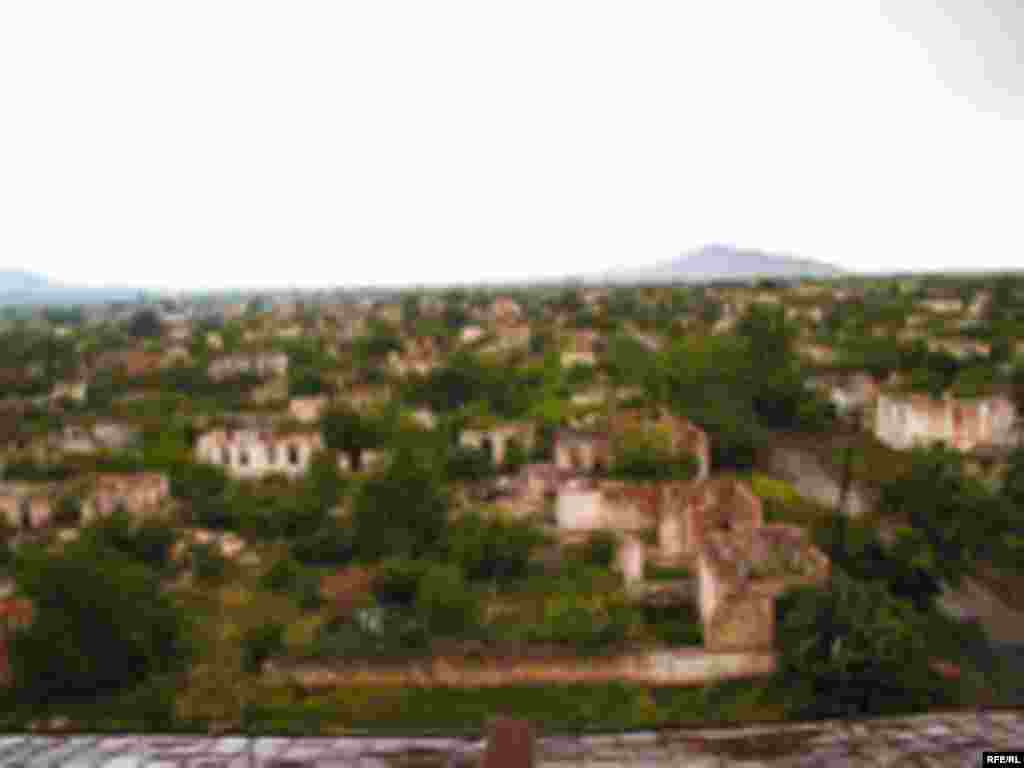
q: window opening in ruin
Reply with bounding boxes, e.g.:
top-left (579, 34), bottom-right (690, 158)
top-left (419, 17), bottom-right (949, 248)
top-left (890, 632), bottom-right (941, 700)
top-left (240, 449), bottom-right (250, 467)
top-left (268, 444), bottom-right (279, 464)
top-left (288, 444), bottom-right (300, 465)
top-left (221, 447), bottom-right (230, 465)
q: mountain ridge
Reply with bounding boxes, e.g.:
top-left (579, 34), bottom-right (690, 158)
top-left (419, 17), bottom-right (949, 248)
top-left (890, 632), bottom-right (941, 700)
top-left (0, 269), bottom-right (145, 305)
top-left (595, 244), bottom-right (845, 284)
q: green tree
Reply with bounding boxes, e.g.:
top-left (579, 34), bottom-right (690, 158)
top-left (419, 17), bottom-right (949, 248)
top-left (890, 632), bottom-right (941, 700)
top-left (292, 518), bottom-right (356, 566)
top-left (170, 461), bottom-right (234, 529)
top-left (9, 542), bottom-right (192, 704)
top-left (373, 557), bottom-right (433, 609)
top-left (126, 309), bottom-right (163, 339)
top-left (444, 510), bottom-right (545, 584)
top-left (350, 443), bottom-right (449, 561)
top-left (774, 569), bottom-right (952, 718)
top-left (323, 405), bottom-right (385, 472)
top-left (240, 622), bottom-right (285, 674)
top-left (289, 367), bottom-right (325, 397)
top-left (813, 515), bottom-right (942, 612)
top-left (997, 447), bottom-right (1024, 566)
top-left (582, 530), bottom-right (619, 569)
top-left (415, 563), bottom-right (479, 636)
top-left (503, 437), bottom-right (528, 473)
top-left (80, 510), bottom-right (177, 572)
top-left (191, 541), bottom-right (228, 584)
top-left (879, 445), bottom-right (1007, 589)
top-left (610, 430), bottom-right (698, 482)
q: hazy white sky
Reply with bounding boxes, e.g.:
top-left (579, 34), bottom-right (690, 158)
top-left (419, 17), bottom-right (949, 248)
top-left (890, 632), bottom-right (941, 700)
top-left (1, 1), bottom-right (1021, 290)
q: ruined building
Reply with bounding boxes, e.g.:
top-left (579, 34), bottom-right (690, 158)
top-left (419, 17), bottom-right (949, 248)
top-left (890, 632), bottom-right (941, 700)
top-left (875, 393), bottom-right (1018, 453)
top-left (207, 352), bottom-right (288, 382)
top-left (80, 473), bottom-right (171, 524)
top-left (195, 429), bottom-right (323, 479)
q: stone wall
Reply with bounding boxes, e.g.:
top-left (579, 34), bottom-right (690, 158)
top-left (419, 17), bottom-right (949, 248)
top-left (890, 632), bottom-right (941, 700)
top-left (553, 431), bottom-right (612, 473)
top-left (697, 526), bottom-right (830, 653)
top-left (264, 648), bottom-right (777, 690)
top-left (659, 477), bottom-right (764, 562)
top-left (0, 489), bottom-right (52, 531)
top-left (289, 396), bottom-right (328, 424)
top-left (554, 487), bottom-right (605, 531)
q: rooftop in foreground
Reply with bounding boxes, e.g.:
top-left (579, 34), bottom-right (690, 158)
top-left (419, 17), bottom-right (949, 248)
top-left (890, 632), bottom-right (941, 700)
top-left (0, 710), bottom-right (1020, 767)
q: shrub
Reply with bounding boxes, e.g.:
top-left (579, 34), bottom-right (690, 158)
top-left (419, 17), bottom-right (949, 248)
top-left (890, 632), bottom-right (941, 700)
top-left (241, 622), bottom-right (285, 674)
top-left (503, 438), bottom-right (528, 473)
top-left (261, 556), bottom-right (301, 593)
top-left (642, 602), bottom-right (702, 645)
top-left (373, 558), bottom-right (433, 609)
top-left (54, 495), bottom-right (82, 526)
top-left (445, 444), bottom-right (495, 482)
top-left (530, 589), bottom-right (640, 654)
top-left (81, 510), bottom-right (176, 572)
top-left (415, 563), bottom-right (479, 637)
top-left (610, 431), bottom-right (697, 482)
top-left (9, 543), bottom-right (192, 704)
top-left (310, 609), bottom-right (429, 661)
top-left (444, 511), bottom-right (545, 585)
top-left (350, 445), bottom-right (449, 561)
top-left (295, 569), bottom-right (325, 612)
top-left (190, 542), bottom-right (228, 584)
top-left (773, 569), bottom-right (953, 718)
top-left (581, 531), bottom-right (619, 569)
top-left (292, 521), bottom-right (355, 567)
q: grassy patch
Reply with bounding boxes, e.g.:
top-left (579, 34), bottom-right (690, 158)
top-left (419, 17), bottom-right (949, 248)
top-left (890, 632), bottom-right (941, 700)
top-left (240, 681), bottom-right (781, 734)
top-left (748, 472), bottom-right (830, 529)
top-left (645, 564), bottom-right (693, 581)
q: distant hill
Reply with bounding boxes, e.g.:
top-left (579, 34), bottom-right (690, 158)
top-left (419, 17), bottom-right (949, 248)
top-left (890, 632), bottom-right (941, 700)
top-left (0, 269), bottom-right (58, 294)
top-left (595, 244), bottom-right (846, 284)
top-left (0, 269), bottom-right (145, 306)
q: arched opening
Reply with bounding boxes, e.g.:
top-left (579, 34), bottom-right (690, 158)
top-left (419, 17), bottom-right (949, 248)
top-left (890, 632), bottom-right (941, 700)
top-left (19, 499), bottom-right (31, 531)
top-left (288, 444), bottom-right (300, 466)
top-left (239, 449), bottom-right (251, 467)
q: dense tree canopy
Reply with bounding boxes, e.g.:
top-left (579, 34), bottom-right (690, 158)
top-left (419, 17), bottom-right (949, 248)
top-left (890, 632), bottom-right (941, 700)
top-left (879, 445), bottom-right (1015, 588)
top-left (126, 308), bottom-right (163, 339)
top-left (9, 541), bottom-right (192, 704)
top-left (774, 569), bottom-right (952, 718)
top-left (350, 442), bottom-right (450, 561)
top-left (322, 405), bottom-right (387, 471)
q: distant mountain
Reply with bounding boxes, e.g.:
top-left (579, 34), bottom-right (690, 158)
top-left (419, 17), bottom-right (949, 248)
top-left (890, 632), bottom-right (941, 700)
top-left (595, 244), bottom-right (846, 284)
top-left (0, 269), bottom-right (58, 294)
top-left (0, 269), bottom-right (146, 306)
